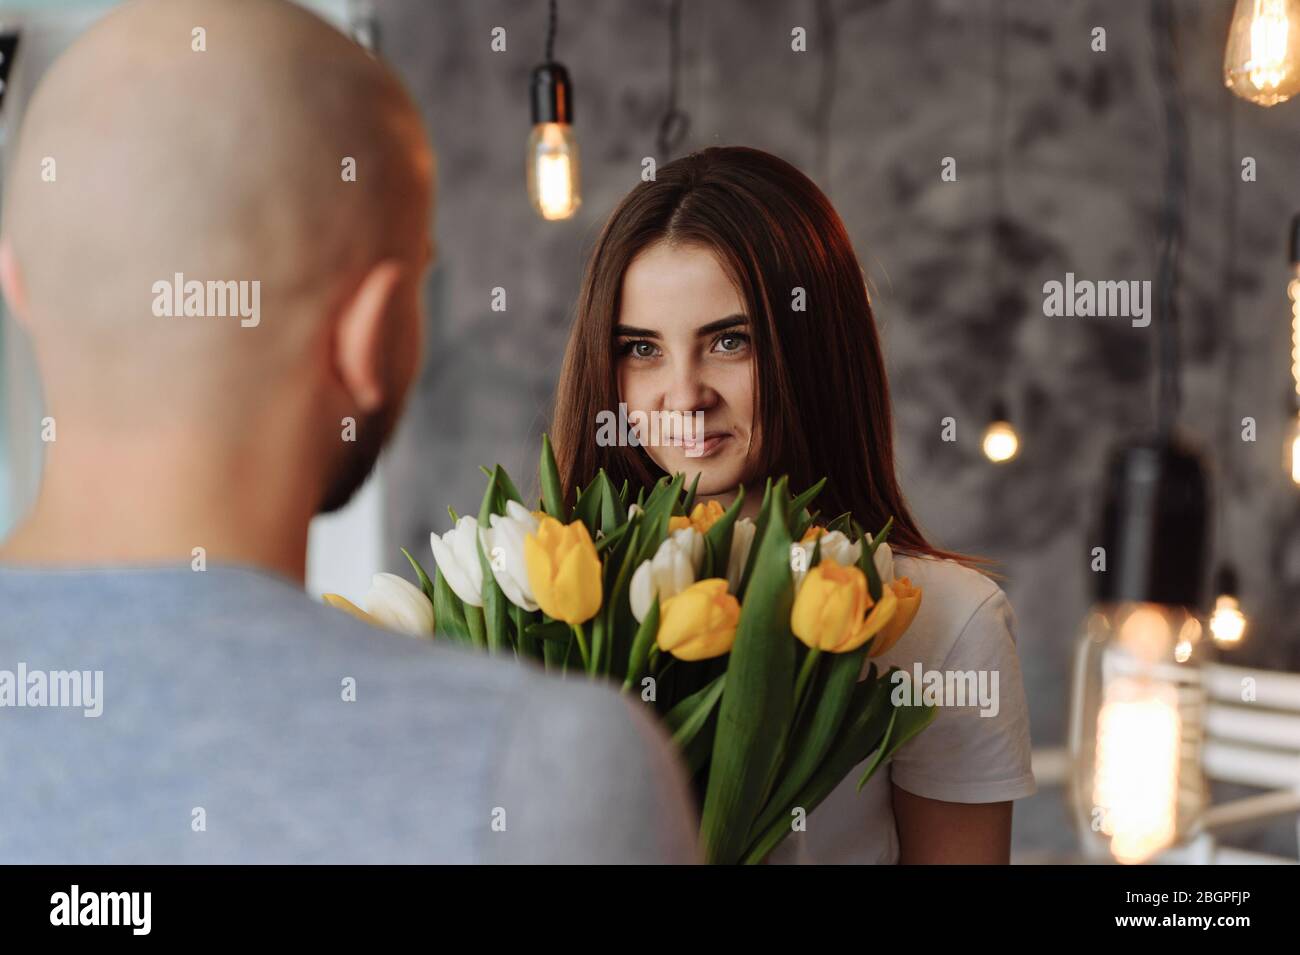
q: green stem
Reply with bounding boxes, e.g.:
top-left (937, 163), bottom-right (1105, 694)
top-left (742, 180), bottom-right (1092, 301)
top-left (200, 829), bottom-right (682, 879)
top-left (571, 622), bottom-right (591, 673)
top-left (791, 648), bottom-right (822, 728)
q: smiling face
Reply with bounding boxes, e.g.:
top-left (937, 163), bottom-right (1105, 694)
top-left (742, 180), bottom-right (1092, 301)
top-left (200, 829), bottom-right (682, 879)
top-left (615, 240), bottom-right (758, 496)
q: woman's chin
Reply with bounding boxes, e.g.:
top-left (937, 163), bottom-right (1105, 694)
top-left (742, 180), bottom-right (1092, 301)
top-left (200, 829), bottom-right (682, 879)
top-left (652, 452), bottom-right (746, 499)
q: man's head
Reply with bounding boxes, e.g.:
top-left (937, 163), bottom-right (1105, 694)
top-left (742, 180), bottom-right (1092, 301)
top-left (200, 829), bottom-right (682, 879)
top-left (1, 0), bottom-right (435, 515)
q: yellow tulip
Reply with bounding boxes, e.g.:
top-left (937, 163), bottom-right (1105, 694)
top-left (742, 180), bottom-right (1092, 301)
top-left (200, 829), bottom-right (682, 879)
top-left (669, 500), bottom-right (727, 536)
top-left (791, 558), bottom-right (900, 653)
top-left (800, 525), bottom-right (827, 543)
top-left (657, 578), bottom-right (740, 661)
top-left (868, 577), bottom-right (922, 657)
top-left (523, 516), bottom-right (603, 624)
top-left (322, 593), bottom-right (383, 629)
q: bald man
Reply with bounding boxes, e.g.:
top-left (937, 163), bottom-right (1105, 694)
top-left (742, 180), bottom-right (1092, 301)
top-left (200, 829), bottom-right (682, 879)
top-left (0, 0), bottom-right (698, 863)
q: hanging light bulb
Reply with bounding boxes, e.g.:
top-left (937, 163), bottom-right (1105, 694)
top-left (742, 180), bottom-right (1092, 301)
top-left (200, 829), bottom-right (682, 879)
top-left (1208, 564), bottom-right (1248, 647)
top-left (527, 3), bottom-right (580, 221)
top-left (527, 80), bottom-right (581, 220)
top-left (1224, 0), bottom-right (1300, 106)
top-left (1068, 439), bottom-right (1210, 864)
top-left (981, 400), bottom-right (1020, 463)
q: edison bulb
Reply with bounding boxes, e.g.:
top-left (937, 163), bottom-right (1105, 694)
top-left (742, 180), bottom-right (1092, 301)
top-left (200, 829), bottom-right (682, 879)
top-left (982, 419), bottom-right (1019, 463)
top-left (1224, 0), bottom-right (1300, 105)
top-left (526, 122), bottom-right (581, 221)
top-left (1209, 594), bottom-right (1248, 647)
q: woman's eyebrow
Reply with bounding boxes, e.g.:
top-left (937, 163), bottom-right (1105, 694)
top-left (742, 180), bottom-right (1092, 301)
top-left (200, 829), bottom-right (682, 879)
top-left (614, 325), bottom-right (659, 338)
top-left (696, 315), bottom-right (748, 336)
top-left (614, 315), bottom-right (748, 339)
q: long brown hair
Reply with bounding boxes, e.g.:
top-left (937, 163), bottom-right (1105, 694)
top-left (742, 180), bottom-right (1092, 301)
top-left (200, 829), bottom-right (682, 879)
top-left (551, 145), bottom-right (987, 569)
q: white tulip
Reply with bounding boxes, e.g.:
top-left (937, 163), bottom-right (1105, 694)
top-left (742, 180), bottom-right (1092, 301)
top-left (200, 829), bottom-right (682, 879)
top-left (364, 572), bottom-right (435, 637)
top-left (870, 538), bottom-right (895, 586)
top-left (629, 527), bottom-right (705, 622)
top-left (478, 500), bottom-right (540, 611)
top-left (791, 530), bottom-right (862, 591)
top-left (726, 518), bottom-right (757, 594)
top-left (429, 515), bottom-right (485, 607)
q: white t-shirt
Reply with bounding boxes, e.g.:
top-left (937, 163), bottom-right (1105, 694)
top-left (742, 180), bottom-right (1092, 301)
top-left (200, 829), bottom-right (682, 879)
top-left (769, 553), bottom-right (1037, 864)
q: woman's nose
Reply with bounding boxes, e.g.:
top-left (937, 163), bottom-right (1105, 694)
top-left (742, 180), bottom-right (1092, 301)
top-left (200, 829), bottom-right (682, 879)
top-left (661, 359), bottom-right (718, 414)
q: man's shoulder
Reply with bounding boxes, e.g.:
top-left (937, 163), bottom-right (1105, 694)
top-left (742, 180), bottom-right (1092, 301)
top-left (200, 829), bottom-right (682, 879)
top-left (0, 562), bottom-right (691, 862)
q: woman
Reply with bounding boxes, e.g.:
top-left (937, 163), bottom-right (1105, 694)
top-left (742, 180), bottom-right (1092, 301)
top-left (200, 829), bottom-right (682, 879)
top-left (550, 146), bottom-right (1036, 864)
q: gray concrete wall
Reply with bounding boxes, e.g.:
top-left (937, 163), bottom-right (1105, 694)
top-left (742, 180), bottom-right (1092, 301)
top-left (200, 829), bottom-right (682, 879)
top-left (373, 0), bottom-right (1300, 858)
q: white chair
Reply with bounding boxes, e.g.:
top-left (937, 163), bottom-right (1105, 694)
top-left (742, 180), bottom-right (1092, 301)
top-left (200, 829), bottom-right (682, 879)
top-left (1032, 662), bottom-right (1300, 865)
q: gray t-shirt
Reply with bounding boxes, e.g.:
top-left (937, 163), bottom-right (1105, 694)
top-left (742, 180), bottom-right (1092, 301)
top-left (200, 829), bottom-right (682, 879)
top-left (0, 563), bottom-right (699, 863)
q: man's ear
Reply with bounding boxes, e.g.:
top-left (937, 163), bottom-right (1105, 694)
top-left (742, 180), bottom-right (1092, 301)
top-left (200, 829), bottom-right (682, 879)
top-left (0, 237), bottom-right (31, 331)
top-left (333, 259), bottom-right (406, 413)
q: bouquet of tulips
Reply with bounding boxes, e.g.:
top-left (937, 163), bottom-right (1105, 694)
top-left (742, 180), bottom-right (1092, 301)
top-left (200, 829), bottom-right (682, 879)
top-left (325, 435), bottom-right (936, 863)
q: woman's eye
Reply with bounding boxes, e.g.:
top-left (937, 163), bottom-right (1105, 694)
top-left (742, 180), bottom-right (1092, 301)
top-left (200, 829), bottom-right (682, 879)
top-left (713, 332), bottom-right (750, 354)
top-left (619, 339), bottom-right (660, 360)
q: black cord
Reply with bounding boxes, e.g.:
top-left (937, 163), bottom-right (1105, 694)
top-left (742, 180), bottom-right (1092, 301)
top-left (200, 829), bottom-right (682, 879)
top-left (545, 0), bottom-right (557, 63)
top-left (1151, 0), bottom-right (1187, 439)
top-left (990, 0), bottom-right (1008, 325)
top-left (813, 0), bottom-right (837, 187)
top-left (1216, 83), bottom-right (1238, 550)
top-left (656, 0), bottom-right (689, 158)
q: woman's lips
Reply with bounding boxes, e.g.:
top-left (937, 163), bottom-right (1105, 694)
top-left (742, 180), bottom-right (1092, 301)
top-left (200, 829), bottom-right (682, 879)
top-left (681, 432), bottom-right (731, 458)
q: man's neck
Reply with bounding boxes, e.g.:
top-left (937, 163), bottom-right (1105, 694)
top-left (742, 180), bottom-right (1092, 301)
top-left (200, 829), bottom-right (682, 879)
top-left (0, 433), bottom-right (318, 585)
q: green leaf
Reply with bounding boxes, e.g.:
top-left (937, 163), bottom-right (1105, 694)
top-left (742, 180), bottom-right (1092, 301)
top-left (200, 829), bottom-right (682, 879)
top-left (699, 480), bottom-right (796, 864)
top-left (596, 470), bottom-right (621, 533)
top-left (682, 471), bottom-right (702, 515)
top-left (594, 520), bottom-right (633, 554)
top-left (477, 549), bottom-right (509, 654)
top-left (401, 547), bottom-right (436, 606)
top-left (477, 467), bottom-right (501, 524)
top-left (540, 433), bottom-right (567, 521)
top-left (464, 604), bottom-right (487, 649)
top-left (512, 603), bottom-right (542, 660)
top-left (666, 673), bottom-right (726, 749)
top-left (741, 665), bottom-right (937, 863)
top-left (633, 473), bottom-right (684, 566)
top-left (477, 469), bottom-right (509, 653)
top-left (495, 465), bottom-right (524, 505)
top-left (787, 477), bottom-right (827, 526)
top-left (856, 679), bottom-right (936, 791)
top-left (740, 665), bottom-right (895, 863)
top-left (703, 485), bottom-right (745, 581)
top-left (735, 478), bottom-right (774, 600)
top-left (866, 516), bottom-right (895, 556)
top-left (579, 613), bottom-right (600, 674)
top-left (826, 511), bottom-right (855, 535)
top-left (858, 531), bottom-right (883, 603)
top-left (603, 521), bottom-right (642, 679)
top-left (749, 646), bottom-right (867, 839)
top-left (622, 596), bottom-right (660, 691)
top-left (574, 473), bottom-right (604, 537)
top-left (432, 564), bottom-right (471, 642)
